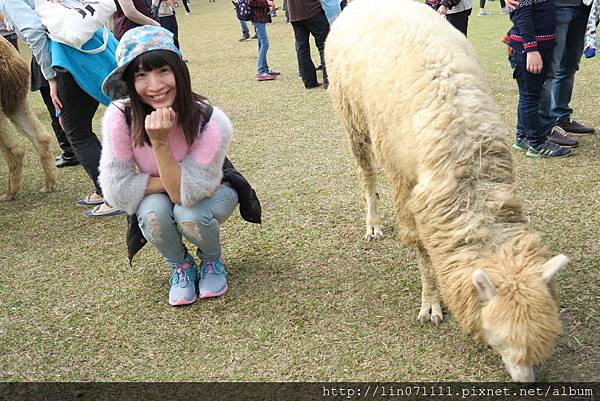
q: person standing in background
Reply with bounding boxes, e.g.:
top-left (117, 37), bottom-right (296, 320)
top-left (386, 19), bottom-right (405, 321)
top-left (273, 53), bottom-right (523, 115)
top-left (286, 0), bottom-right (329, 89)
top-left (114, 0), bottom-right (160, 40)
top-left (437, 0), bottom-right (473, 36)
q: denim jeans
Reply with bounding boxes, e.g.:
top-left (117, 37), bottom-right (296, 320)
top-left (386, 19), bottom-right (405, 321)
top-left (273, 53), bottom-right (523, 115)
top-left (539, 5), bottom-right (590, 129)
top-left (510, 49), bottom-right (553, 148)
top-left (254, 22), bottom-right (269, 74)
top-left (291, 11), bottom-right (330, 88)
top-left (240, 19), bottom-right (249, 37)
top-left (137, 184), bottom-right (238, 265)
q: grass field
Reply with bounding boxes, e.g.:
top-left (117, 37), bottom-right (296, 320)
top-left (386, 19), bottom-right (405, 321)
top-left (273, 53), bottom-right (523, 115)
top-left (0, 0), bottom-right (598, 382)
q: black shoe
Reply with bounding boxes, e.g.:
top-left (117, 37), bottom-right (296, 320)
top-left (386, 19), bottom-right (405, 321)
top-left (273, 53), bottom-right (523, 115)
top-left (526, 139), bottom-right (573, 158)
top-left (305, 83), bottom-right (323, 89)
top-left (547, 126), bottom-right (579, 147)
top-left (557, 119), bottom-right (595, 134)
top-left (55, 154), bottom-right (80, 168)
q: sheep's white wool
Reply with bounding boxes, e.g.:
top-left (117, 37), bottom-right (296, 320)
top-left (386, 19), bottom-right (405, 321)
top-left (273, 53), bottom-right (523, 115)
top-left (326, 0), bottom-right (566, 381)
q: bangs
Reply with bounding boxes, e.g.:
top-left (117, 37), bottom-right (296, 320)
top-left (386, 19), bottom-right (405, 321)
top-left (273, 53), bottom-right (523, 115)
top-left (134, 49), bottom-right (173, 72)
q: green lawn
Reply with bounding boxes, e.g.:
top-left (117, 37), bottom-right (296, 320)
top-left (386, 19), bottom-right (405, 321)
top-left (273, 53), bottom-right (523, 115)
top-left (0, 1), bottom-right (598, 381)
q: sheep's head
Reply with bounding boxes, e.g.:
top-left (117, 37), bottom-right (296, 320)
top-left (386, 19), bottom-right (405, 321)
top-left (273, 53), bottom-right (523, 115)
top-left (471, 254), bottom-right (568, 382)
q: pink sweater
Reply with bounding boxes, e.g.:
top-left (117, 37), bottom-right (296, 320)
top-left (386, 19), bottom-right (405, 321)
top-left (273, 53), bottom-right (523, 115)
top-left (99, 101), bottom-right (233, 214)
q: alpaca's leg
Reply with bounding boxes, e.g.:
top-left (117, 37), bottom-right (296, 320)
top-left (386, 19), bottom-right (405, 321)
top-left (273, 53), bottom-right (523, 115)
top-left (349, 133), bottom-right (383, 240)
top-left (416, 245), bottom-right (443, 325)
top-left (8, 105), bottom-right (57, 193)
top-left (0, 114), bottom-right (25, 201)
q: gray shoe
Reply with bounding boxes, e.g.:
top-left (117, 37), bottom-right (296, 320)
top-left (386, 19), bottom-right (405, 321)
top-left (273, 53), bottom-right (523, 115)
top-left (547, 126), bottom-right (579, 147)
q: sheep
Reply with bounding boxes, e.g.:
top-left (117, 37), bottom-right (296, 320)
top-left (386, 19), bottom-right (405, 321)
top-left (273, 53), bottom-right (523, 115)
top-left (0, 36), bottom-right (56, 200)
top-left (325, 0), bottom-right (568, 382)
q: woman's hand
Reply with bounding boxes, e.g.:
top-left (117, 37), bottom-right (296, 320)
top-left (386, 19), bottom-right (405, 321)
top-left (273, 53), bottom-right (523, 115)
top-left (145, 107), bottom-right (176, 144)
top-left (437, 5), bottom-right (448, 16)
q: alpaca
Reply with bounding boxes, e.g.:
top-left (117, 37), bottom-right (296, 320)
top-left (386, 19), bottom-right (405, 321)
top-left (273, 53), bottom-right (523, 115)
top-left (0, 36), bottom-right (56, 200)
top-left (326, 0), bottom-right (568, 382)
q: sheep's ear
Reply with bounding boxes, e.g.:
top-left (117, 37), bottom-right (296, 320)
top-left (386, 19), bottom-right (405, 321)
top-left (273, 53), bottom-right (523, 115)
top-left (541, 254), bottom-right (569, 285)
top-left (472, 269), bottom-right (495, 303)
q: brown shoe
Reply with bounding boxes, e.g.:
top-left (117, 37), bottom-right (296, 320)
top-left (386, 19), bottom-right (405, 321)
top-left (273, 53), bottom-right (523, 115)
top-left (547, 126), bottom-right (579, 147)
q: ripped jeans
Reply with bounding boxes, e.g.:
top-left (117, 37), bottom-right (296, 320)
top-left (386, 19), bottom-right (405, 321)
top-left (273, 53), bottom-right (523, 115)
top-left (137, 184), bottom-right (238, 266)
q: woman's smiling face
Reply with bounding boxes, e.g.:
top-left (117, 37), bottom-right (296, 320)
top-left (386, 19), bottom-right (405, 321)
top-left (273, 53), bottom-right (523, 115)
top-left (134, 65), bottom-right (177, 110)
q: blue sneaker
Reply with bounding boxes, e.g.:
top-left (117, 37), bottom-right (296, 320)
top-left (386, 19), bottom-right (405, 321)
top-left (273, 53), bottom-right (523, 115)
top-left (168, 258), bottom-right (197, 306)
top-left (198, 258), bottom-right (228, 299)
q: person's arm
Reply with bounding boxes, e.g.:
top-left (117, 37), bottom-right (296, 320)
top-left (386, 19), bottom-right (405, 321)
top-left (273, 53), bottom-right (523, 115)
top-left (99, 103), bottom-right (151, 215)
top-left (145, 107), bottom-right (182, 204)
top-left (1, 0), bottom-right (56, 80)
top-left (439, 0), bottom-right (462, 11)
top-left (116, 0), bottom-right (160, 26)
top-left (512, 5), bottom-right (543, 73)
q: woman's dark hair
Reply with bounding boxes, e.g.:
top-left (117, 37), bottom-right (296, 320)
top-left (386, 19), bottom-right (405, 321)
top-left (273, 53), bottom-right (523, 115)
top-left (123, 49), bottom-right (211, 147)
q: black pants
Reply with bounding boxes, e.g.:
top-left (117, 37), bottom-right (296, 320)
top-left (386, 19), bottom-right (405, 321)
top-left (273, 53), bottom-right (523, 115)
top-left (291, 11), bottom-right (330, 88)
top-left (446, 8), bottom-right (471, 37)
top-left (56, 70), bottom-right (102, 195)
top-left (159, 15), bottom-right (180, 49)
top-left (39, 86), bottom-right (75, 158)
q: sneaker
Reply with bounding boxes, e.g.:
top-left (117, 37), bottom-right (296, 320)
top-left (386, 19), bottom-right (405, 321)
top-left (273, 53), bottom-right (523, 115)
top-left (251, 34), bottom-right (257, 39)
top-left (500, 6), bottom-right (509, 13)
top-left (478, 9), bottom-right (491, 15)
top-left (185, 11), bottom-right (191, 15)
top-left (268, 69), bottom-right (281, 76)
top-left (526, 140), bottom-right (573, 158)
top-left (547, 126), bottom-right (579, 147)
top-left (256, 73), bottom-right (276, 81)
top-left (512, 137), bottom-right (528, 152)
top-left (557, 119), bottom-right (595, 134)
top-left (239, 35), bottom-right (250, 42)
top-left (168, 257), bottom-right (198, 306)
top-left (198, 258), bottom-right (228, 298)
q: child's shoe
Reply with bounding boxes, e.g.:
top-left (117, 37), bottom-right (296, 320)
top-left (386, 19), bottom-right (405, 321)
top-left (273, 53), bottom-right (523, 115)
top-left (478, 9), bottom-right (491, 15)
top-left (168, 257), bottom-right (198, 306)
top-left (198, 258), bottom-right (228, 299)
top-left (526, 140), bottom-right (573, 158)
top-left (512, 137), bottom-right (528, 152)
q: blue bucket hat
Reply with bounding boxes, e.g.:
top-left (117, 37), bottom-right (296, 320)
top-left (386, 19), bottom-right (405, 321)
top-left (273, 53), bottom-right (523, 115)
top-left (102, 26), bottom-right (182, 100)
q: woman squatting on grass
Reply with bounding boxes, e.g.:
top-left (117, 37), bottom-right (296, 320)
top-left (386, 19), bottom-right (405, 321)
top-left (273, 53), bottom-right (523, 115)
top-left (99, 26), bottom-right (260, 306)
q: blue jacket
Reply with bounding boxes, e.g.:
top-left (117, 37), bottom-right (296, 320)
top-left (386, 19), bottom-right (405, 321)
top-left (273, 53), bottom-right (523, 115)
top-left (50, 28), bottom-right (118, 106)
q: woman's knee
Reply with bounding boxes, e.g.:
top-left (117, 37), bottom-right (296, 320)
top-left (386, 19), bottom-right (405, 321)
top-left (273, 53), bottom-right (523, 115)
top-left (137, 194), bottom-right (175, 242)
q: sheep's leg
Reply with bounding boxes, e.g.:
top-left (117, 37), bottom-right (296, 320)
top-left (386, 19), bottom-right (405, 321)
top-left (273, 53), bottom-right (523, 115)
top-left (0, 114), bottom-right (25, 201)
top-left (8, 106), bottom-right (57, 193)
top-left (416, 245), bottom-right (443, 325)
top-left (349, 135), bottom-right (383, 240)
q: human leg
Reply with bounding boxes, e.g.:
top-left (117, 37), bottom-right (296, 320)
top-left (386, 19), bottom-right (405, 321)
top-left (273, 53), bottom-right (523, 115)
top-left (55, 70), bottom-right (102, 195)
top-left (479, 0), bottom-right (490, 15)
top-left (137, 193), bottom-right (197, 305)
top-left (446, 9), bottom-right (471, 36)
top-left (292, 21), bottom-right (318, 88)
top-left (159, 15), bottom-right (180, 49)
top-left (239, 19), bottom-right (250, 40)
top-left (254, 22), bottom-right (271, 76)
top-left (552, 6), bottom-right (590, 125)
top-left (174, 184), bottom-right (238, 298)
top-left (38, 86), bottom-right (78, 165)
top-left (306, 11), bottom-right (330, 84)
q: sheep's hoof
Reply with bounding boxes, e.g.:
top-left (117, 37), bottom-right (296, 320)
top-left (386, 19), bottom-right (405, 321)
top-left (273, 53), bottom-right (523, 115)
top-left (1, 193), bottom-right (16, 202)
top-left (431, 302), bottom-right (444, 325)
top-left (364, 225), bottom-right (384, 241)
top-left (418, 308), bottom-right (431, 325)
top-left (418, 303), bottom-right (444, 325)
